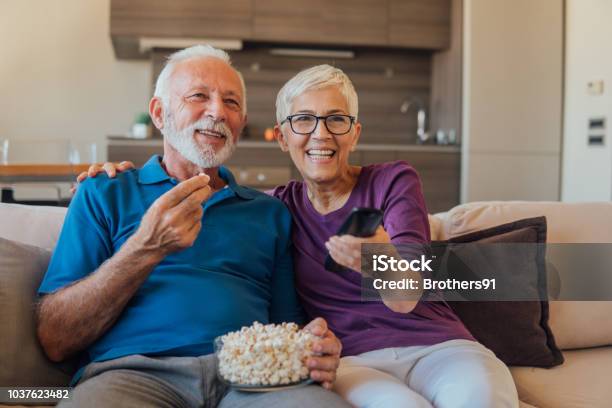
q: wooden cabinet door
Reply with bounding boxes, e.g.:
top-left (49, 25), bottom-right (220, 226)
top-left (388, 0), bottom-right (451, 49)
top-left (111, 0), bottom-right (253, 39)
top-left (395, 151), bottom-right (459, 213)
top-left (253, 0), bottom-right (387, 46)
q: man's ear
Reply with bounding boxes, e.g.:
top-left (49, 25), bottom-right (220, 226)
top-left (274, 124), bottom-right (289, 152)
top-left (149, 97), bottom-right (164, 130)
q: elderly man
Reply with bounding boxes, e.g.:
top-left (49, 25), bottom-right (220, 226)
top-left (36, 45), bottom-right (348, 408)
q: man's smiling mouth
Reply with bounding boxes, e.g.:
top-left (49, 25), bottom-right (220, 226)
top-left (196, 129), bottom-right (226, 139)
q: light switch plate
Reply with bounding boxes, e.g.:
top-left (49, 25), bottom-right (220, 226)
top-left (587, 80), bottom-right (605, 95)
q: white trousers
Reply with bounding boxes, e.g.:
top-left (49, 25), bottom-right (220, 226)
top-left (334, 340), bottom-right (519, 408)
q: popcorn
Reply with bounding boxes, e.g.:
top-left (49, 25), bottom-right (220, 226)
top-left (217, 322), bottom-right (315, 386)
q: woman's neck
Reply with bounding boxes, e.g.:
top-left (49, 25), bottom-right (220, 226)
top-left (305, 166), bottom-right (362, 215)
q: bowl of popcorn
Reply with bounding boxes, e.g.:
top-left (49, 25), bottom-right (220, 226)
top-left (215, 321), bottom-right (316, 391)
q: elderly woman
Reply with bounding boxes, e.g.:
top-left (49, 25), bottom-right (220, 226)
top-left (81, 65), bottom-right (518, 408)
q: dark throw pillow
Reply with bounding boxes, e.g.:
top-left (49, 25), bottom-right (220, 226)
top-left (436, 216), bottom-right (564, 367)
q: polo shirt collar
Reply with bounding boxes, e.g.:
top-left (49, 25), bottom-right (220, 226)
top-left (138, 155), bottom-right (170, 184)
top-left (218, 165), bottom-right (256, 200)
top-left (138, 155), bottom-right (255, 200)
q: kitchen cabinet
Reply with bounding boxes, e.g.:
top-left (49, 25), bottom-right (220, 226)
top-left (111, 0), bottom-right (252, 38)
top-left (396, 150), bottom-right (459, 213)
top-left (388, 0), bottom-right (451, 49)
top-left (252, 0), bottom-right (387, 46)
top-left (110, 0), bottom-right (252, 58)
top-left (110, 0), bottom-right (451, 59)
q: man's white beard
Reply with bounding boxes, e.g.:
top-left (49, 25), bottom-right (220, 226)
top-left (162, 113), bottom-right (236, 168)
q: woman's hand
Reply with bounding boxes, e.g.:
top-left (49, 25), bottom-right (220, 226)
top-left (71, 161), bottom-right (135, 194)
top-left (326, 226), bottom-right (421, 313)
top-left (303, 317), bottom-right (342, 390)
top-left (325, 225), bottom-right (391, 274)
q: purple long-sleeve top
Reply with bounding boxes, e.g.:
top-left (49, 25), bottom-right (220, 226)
top-left (273, 161), bottom-right (474, 357)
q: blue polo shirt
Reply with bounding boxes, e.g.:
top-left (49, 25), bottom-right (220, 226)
top-left (39, 155), bottom-right (305, 376)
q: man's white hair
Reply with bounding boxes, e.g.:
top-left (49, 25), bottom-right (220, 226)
top-left (154, 44), bottom-right (247, 115)
top-left (275, 64), bottom-right (358, 124)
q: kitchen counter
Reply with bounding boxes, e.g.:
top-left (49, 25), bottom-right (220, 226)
top-left (107, 137), bottom-right (461, 213)
top-left (0, 164), bottom-right (92, 183)
top-left (107, 137), bottom-right (460, 153)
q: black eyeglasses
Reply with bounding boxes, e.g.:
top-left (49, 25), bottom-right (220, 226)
top-left (281, 114), bottom-right (356, 135)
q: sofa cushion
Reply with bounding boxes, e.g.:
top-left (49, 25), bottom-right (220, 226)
top-left (435, 201), bottom-right (612, 243)
top-left (433, 201), bottom-right (612, 350)
top-left (439, 216), bottom-right (563, 367)
top-left (548, 301), bottom-right (612, 350)
top-left (511, 346), bottom-right (612, 408)
top-left (0, 203), bottom-right (67, 250)
top-left (0, 237), bottom-right (76, 387)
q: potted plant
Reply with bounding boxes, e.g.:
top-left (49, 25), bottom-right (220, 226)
top-left (131, 112), bottom-right (152, 139)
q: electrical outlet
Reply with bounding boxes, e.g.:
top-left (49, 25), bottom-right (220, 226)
top-left (588, 135), bottom-right (605, 146)
top-left (589, 118), bottom-right (606, 129)
top-left (587, 117), bottom-right (606, 146)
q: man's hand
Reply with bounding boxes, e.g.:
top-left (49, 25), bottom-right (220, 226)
top-left (128, 174), bottom-right (212, 256)
top-left (303, 317), bottom-right (342, 390)
top-left (325, 225), bottom-right (391, 274)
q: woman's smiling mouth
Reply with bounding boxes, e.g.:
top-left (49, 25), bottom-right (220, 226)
top-left (306, 149), bottom-right (336, 162)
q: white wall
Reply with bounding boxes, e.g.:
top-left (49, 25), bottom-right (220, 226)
top-left (0, 0), bottom-right (151, 162)
top-left (562, 0), bottom-right (612, 202)
top-left (461, 0), bottom-right (564, 202)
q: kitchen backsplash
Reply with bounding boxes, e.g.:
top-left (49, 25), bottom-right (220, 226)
top-left (151, 44), bottom-right (432, 144)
